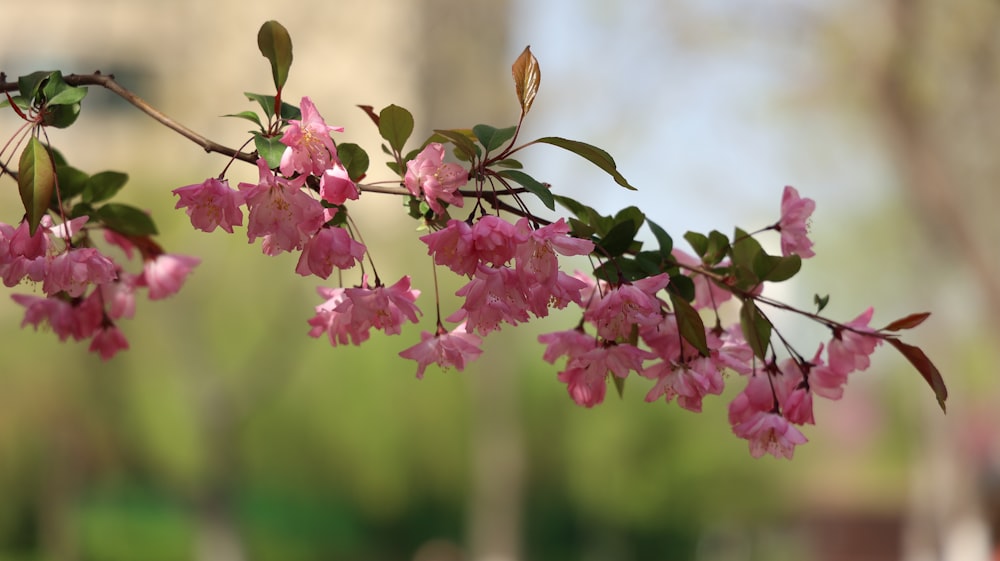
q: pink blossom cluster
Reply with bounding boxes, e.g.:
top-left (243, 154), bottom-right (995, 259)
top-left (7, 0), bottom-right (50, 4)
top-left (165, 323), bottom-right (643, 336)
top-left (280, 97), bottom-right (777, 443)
top-left (538, 257), bottom-right (884, 458)
top-left (2, 216), bottom-right (199, 360)
top-left (173, 97), bottom-right (364, 279)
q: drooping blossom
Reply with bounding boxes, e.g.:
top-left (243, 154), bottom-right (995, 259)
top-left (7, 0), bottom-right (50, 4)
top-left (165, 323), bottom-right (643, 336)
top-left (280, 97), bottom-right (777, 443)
top-left (43, 248), bottom-right (117, 297)
top-left (89, 324), bottom-right (129, 360)
top-left (295, 227), bottom-right (366, 279)
top-left (239, 158), bottom-right (324, 255)
top-left (827, 307), bottom-right (881, 376)
top-left (399, 322), bottom-right (483, 379)
top-left (100, 270), bottom-right (139, 320)
top-left (733, 410), bottom-right (808, 460)
top-left (404, 142), bottom-right (467, 215)
top-left (172, 177), bottom-right (246, 233)
top-left (514, 217), bottom-right (593, 285)
top-left (777, 185), bottom-right (816, 258)
top-left (308, 276), bottom-right (421, 346)
top-left (319, 163), bottom-right (360, 206)
top-left (539, 329), bottom-right (652, 408)
top-left (279, 96), bottom-right (344, 177)
top-left (12, 292), bottom-right (103, 342)
top-left (583, 273), bottom-right (669, 341)
top-left (642, 356), bottom-right (725, 412)
top-left (140, 253), bottom-right (201, 300)
top-left (448, 265), bottom-right (530, 335)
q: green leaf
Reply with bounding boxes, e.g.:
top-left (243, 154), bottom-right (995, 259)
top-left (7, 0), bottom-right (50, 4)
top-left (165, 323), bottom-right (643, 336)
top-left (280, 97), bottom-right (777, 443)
top-left (379, 105), bottom-right (414, 153)
top-left (645, 218), bottom-right (673, 259)
top-left (17, 71), bottom-right (52, 101)
top-left (492, 158), bottom-right (523, 169)
top-left (533, 136), bottom-right (636, 190)
top-left (669, 292), bottom-right (710, 356)
top-left (54, 165), bottom-right (90, 202)
top-left (729, 227), bottom-right (764, 289)
top-left (668, 275), bottom-right (696, 303)
top-left (41, 103), bottom-right (81, 128)
top-left (498, 169), bottom-right (554, 210)
top-left (814, 294), bottom-right (829, 313)
top-left (244, 92), bottom-right (300, 121)
top-left (18, 138), bottom-right (55, 235)
top-left (433, 129), bottom-right (480, 161)
top-left (684, 231), bottom-right (709, 258)
top-left (257, 20), bottom-right (293, 90)
top-left (337, 143), bottom-right (369, 182)
top-left (753, 253), bottom-right (801, 283)
top-left (704, 230), bottom-right (730, 266)
top-left (95, 203), bottom-right (157, 236)
top-left (223, 110), bottom-right (264, 130)
top-left (42, 72), bottom-right (87, 106)
top-left (597, 221), bottom-right (639, 257)
top-left (612, 369), bottom-right (627, 399)
top-left (253, 133), bottom-right (286, 169)
top-left (739, 300), bottom-right (771, 361)
top-left (473, 124), bottom-right (517, 153)
top-left (82, 171), bottom-right (128, 204)
top-left (886, 338), bottom-right (947, 413)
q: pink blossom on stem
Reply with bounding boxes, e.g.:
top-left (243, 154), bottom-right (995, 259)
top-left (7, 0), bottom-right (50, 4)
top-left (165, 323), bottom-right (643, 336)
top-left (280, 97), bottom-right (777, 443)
top-left (733, 410), bottom-right (808, 459)
top-left (642, 356), bottom-right (725, 412)
top-left (319, 163), bottom-right (359, 206)
top-left (100, 270), bottom-right (139, 320)
top-left (172, 177), bottom-right (246, 234)
top-left (421, 220), bottom-right (478, 276)
top-left (470, 215), bottom-right (521, 268)
top-left (777, 185), bottom-right (816, 258)
top-left (448, 265), bottom-right (530, 335)
top-left (239, 158), bottom-right (324, 255)
top-left (827, 307), bottom-right (882, 376)
top-left (140, 253), bottom-right (200, 300)
top-left (295, 227), bottom-right (366, 279)
top-left (89, 324), bottom-right (129, 360)
top-left (43, 248), bottom-right (117, 297)
top-left (399, 322), bottom-right (484, 379)
top-left (584, 273), bottom-right (669, 341)
top-left (279, 96), bottom-right (344, 177)
top-left (775, 358), bottom-right (815, 425)
top-left (404, 142), bottom-right (467, 215)
top-left (514, 217), bottom-right (593, 286)
top-left (308, 276), bottom-right (422, 346)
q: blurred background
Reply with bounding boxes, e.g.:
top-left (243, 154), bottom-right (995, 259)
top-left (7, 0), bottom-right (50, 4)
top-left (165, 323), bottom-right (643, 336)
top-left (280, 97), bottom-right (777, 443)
top-left (2, 0), bottom-right (999, 559)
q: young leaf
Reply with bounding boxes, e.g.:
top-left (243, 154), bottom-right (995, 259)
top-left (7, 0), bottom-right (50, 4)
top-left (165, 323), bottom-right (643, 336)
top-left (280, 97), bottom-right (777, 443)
top-left (244, 92), bottom-right (300, 121)
top-left (498, 169), bottom-right (554, 210)
top-left (814, 294), bottom-right (830, 313)
top-left (753, 253), bottom-right (801, 283)
top-left (82, 171), bottom-right (128, 204)
top-left (596, 220), bottom-right (639, 258)
top-left (357, 104), bottom-right (380, 127)
top-left (95, 203), bottom-right (157, 236)
top-left (887, 338), bottom-right (947, 413)
top-left (257, 20), bottom-right (293, 90)
top-left (55, 165), bottom-right (90, 202)
top-left (41, 103), bottom-right (82, 128)
top-left (18, 137), bottom-right (55, 235)
top-left (533, 137), bottom-right (636, 190)
top-left (684, 231), bottom-right (709, 258)
top-left (42, 72), bottom-right (87, 106)
top-left (511, 46), bottom-right (541, 116)
top-left (18, 71), bottom-right (52, 101)
top-left (379, 105), bottom-right (414, 153)
top-left (882, 312), bottom-right (932, 332)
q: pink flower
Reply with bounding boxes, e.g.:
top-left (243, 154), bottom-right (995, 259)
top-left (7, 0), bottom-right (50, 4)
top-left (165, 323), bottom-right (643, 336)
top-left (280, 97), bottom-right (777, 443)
top-left (89, 324), bottom-right (129, 360)
top-left (173, 177), bottom-right (246, 234)
top-left (308, 276), bottom-right (422, 346)
top-left (140, 253), bottom-right (200, 300)
top-left (514, 217), bottom-right (593, 286)
top-left (100, 270), bottom-right (139, 320)
top-left (295, 227), bottom-right (365, 278)
top-left (827, 307), bottom-right (881, 376)
top-left (404, 143), bottom-right (467, 215)
top-left (774, 358), bottom-right (815, 425)
top-left (584, 273), bottom-right (669, 341)
top-left (448, 265), bottom-right (530, 335)
top-left (43, 248), bottom-right (117, 297)
top-left (777, 185), bottom-right (816, 258)
top-left (421, 220), bottom-right (478, 276)
top-left (642, 356), bottom-right (725, 412)
top-left (319, 163), bottom-right (359, 205)
top-left (399, 322), bottom-right (484, 379)
top-left (279, 96), bottom-right (344, 177)
top-left (12, 292), bottom-right (102, 342)
top-left (471, 216), bottom-right (521, 268)
top-left (732, 410), bottom-right (808, 459)
top-left (239, 159), bottom-right (324, 255)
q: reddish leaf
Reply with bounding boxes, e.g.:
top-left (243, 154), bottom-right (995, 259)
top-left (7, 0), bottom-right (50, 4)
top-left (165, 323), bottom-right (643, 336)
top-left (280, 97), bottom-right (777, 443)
top-left (882, 312), bottom-right (931, 332)
top-left (357, 105), bottom-right (380, 127)
top-left (887, 338), bottom-right (947, 413)
top-left (511, 46), bottom-right (541, 117)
